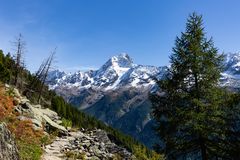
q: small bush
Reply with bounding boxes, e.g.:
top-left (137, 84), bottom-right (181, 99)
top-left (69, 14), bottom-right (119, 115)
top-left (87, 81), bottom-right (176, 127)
top-left (112, 153), bottom-right (122, 160)
top-left (40, 135), bottom-right (51, 146)
top-left (5, 86), bottom-right (14, 97)
top-left (65, 151), bottom-right (86, 159)
top-left (62, 118), bottom-right (72, 128)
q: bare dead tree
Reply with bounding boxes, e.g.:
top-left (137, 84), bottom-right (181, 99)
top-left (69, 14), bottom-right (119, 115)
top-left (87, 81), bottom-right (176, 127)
top-left (12, 34), bottom-right (26, 87)
top-left (37, 48), bottom-right (56, 103)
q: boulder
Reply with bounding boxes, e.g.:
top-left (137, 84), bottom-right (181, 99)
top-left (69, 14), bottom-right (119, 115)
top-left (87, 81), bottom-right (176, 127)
top-left (33, 104), bottom-right (41, 108)
top-left (4, 84), bottom-right (10, 88)
top-left (31, 118), bottom-right (43, 130)
top-left (12, 97), bottom-right (20, 106)
top-left (17, 100), bottom-right (67, 132)
top-left (40, 108), bottom-right (59, 121)
top-left (13, 106), bottom-right (22, 114)
top-left (20, 98), bottom-right (30, 104)
top-left (0, 123), bottom-right (19, 160)
top-left (13, 88), bottom-right (21, 98)
top-left (42, 115), bottom-right (67, 132)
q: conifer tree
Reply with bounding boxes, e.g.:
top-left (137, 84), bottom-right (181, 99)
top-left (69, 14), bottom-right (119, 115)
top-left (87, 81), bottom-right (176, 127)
top-left (151, 13), bottom-right (225, 159)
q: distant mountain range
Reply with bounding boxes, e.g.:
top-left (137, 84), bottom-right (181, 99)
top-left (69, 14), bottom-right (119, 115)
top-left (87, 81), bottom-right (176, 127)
top-left (47, 52), bottom-right (240, 148)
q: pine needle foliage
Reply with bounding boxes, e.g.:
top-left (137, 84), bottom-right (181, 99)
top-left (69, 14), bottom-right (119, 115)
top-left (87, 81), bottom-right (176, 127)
top-left (150, 13), bottom-right (237, 159)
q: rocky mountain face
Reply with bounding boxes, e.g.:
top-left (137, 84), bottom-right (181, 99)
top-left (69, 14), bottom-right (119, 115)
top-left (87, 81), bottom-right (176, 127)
top-left (47, 52), bottom-right (240, 148)
top-left (0, 123), bottom-right (19, 160)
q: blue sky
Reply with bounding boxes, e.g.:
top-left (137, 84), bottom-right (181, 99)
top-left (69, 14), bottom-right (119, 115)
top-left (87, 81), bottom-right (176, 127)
top-left (0, 0), bottom-right (240, 72)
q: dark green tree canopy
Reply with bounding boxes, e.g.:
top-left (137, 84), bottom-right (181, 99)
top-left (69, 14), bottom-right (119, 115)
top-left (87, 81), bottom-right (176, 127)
top-left (151, 13), bottom-right (230, 159)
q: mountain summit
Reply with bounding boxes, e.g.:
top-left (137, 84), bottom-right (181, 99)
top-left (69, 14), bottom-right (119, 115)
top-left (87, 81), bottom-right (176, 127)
top-left (109, 53), bottom-right (133, 68)
top-left (48, 53), bottom-right (166, 91)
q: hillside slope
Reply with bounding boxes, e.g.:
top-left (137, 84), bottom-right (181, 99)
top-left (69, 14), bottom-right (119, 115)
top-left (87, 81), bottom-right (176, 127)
top-left (0, 84), bottom-right (152, 160)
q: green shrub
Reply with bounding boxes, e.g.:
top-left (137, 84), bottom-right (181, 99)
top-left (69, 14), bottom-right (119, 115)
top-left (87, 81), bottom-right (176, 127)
top-left (65, 151), bottom-right (86, 159)
top-left (5, 86), bottom-right (14, 97)
top-left (40, 135), bottom-right (53, 146)
top-left (112, 153), bottom-right (123, 160)
top-left (62, 118), bottom-right (72, 128)
top-left (17, 140), bottom-right (42, 160)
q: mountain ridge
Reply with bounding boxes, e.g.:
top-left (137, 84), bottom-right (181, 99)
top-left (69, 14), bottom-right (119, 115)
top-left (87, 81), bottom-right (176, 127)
top-left (48, 53), bottom-right (167, 91)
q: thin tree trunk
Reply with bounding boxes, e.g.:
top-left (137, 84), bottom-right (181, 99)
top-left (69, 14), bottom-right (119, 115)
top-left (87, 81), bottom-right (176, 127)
top-left (37, 50), bottom-right (55, 103)
top-left (200, 137), bottom-right (208, 160)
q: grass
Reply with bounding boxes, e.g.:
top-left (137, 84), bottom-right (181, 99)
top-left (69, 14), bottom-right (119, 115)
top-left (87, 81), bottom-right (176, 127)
top-left (17, 140), bottom-right (42, 160)
top-left (65, 151), bottom-right (86, 159)
top-left (62, 117), bottom-right (72, 128)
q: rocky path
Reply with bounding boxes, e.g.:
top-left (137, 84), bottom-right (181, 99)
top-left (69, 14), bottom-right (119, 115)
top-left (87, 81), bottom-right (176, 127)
top-left (42, 135), bottom-right (73, 160)
top-left (41, 129), bottom-right (136, 160)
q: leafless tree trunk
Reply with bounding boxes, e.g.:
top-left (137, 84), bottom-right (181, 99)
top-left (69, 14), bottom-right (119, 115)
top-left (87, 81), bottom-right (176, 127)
top-left (13, 34), bottom-right (26, 88)
top-left (37, 49), bottom-right (56, 103)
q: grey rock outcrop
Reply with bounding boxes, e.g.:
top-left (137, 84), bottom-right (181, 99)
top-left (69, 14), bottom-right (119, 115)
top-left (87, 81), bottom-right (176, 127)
top-left (11, 89), bottom-right (67, 132)
top-left (0, 123), bottom-right (19, 160)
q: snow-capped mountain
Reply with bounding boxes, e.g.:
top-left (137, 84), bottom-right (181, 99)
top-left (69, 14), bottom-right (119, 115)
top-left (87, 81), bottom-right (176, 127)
top-left (47, 52), bottom-right (240, 148)
top-left (47, 53), bottom-right (167, 147)
top-left (221, 52), bottom-right (240, 89)
top-left (48, 53), bottom-right (167, 92)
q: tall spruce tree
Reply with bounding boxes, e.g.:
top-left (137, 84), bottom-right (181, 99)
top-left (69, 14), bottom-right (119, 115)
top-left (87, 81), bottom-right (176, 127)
top-left (151, 13), bottom-right (225, 159)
